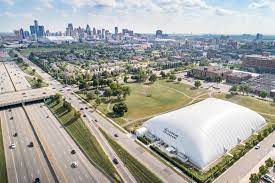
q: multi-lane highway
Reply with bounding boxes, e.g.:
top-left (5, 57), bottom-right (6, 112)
top-left (0, 62), bottom-right (15, 93)
top-left (24, 103), bottom-right (110, 183)
top-left (0, 106), bottom-right (55, 183)
top-left (4, 61), bottom-right (31, 91)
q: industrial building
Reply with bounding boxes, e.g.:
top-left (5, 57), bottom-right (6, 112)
top-left (136, 98), bottom-right (266, 170)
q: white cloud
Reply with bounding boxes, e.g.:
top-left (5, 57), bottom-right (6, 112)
top-left (1, 0), bottom-right (15, 5)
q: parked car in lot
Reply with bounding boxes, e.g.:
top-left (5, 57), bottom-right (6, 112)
top-left (255, 144), bottom-right (260, 149)
top-left (272, 143), bottom-right (275, 148)
top-left (29, 142), bottom-right (34, 147)
top-left (13, 132), bottom-right (17, 137)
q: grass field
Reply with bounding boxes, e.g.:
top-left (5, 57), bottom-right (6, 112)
top-left (47, 99), bottom-right (120, 182)
top-left (99, 128), bottom-right (163, 183)
top-left (95, 79), bottom-right (207, 128)
top-left (213, 93), bottom-right (275, 122)
top-left (0, 122), bottom-right (8, 183)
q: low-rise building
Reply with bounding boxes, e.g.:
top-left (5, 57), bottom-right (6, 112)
top-left (191, 66), bottom-right (232, 80)
top-left (242, 53), bottom-right (275, 73)
top-left (226, 72), bottom-right (252, 84)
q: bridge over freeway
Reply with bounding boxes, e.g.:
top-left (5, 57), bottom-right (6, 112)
top-left (0, 88), bottom-right (56, 108)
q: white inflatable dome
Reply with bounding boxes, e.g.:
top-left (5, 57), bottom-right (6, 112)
top-left (143, 98), bottom-right (266, 169)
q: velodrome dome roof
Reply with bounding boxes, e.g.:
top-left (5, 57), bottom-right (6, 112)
top-left (143, 98), bottom-right (266, 169)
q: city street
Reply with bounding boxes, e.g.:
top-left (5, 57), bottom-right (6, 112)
top-left (215, 131), bottom-right (275, 183)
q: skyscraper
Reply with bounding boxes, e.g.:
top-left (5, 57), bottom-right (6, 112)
top-left (156, 30), bottom-right (163, 38)
top-left (30, 20), bottom-right (45, 37)
top-left (66, 23), bottom-right (74, 36)
top-left (93, 27), bottom-right (96, 36)
top-left (115, 27), bottom-right (118, 35)
top-left (86, 25), bottom-right (91, 36)
top-left (101, 29), bottom-right (105, 39)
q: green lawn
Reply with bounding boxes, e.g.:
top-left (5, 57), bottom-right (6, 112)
top-left (0, 122), bottom-right (8, 183)
top-left (99, 128), bottom-right (162, 183)
top-left (213, 93), bottom-right (275, 122)
top-left (47, 99), bottom-right (120, 182)
top-left (97, 80), bottom-right (207, 126)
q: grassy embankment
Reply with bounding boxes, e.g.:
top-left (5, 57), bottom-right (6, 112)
top-left (47, 98), bottom-right (121, 182)
top-left (99, 128), bottom-right (163, 183)
top-left (0, 122), bottom-right (8, 183)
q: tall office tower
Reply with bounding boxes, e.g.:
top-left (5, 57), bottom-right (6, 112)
top-left (97, 29), bottom-right (101, 36)
top-left (115, 26), bottom-right (118, 35)
top-left (93, 27), bottom-right (96, 36)
top-left (66, 23), bottom-right (74, 36)
top-left (101, 29), bottom-right (105, 39)
top-left (19, 28), bottom-right (25, 39)
top-left (86, 24), bottom-right (91, 36)
top-left (24, 31), bottom-right (30, 38)
top-left (122, 29), bottom-right (128, 35)
top-left (156, 30), bottom-right (163, 38)
top-left (30, 20), bottom-right (45, 37)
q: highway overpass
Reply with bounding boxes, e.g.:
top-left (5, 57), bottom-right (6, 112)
top-left (0, 88), bottom-right (55, 108)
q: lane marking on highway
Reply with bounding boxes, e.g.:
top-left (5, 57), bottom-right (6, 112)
top-left (1, 111), bottom-right (19, 183)
top-left (25, 105), bottom-right (69, 183)
top-left (41, 104), bottom-right (100, 182)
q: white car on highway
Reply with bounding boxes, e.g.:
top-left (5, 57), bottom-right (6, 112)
top-left (10, 143), bottom-right (16, 149)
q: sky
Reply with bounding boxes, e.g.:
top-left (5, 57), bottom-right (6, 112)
top-left (0, 0), bottom-right (275, 34)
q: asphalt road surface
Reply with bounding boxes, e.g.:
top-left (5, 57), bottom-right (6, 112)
top-left (0, 107), bottom-right (55, 183)
top-left (24, 103), bottom-right (110, 183)
top-left (0, 62), bottom-right (15, 93)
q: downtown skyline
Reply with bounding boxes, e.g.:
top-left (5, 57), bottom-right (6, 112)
top-left (1, 0), bottom-right (275, 34)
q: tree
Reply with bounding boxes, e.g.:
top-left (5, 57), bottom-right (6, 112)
top-left (249, 173), bottom-right (259, 183)
top-left (121, 85), bottom-right (131, 100)
top-left (55, 93), bottom-right (62, 104)
top-left (259, 165), bottom-right (268, 175)
top-left (32, 69), bottom-right (36, 75)
top-left (177, 77), bottom-right (182, 82)
top-left (113, 102), bottom-right (128, 117)
top-left (123, 76), bottom-right (129, 83)
top-left (86, 91), bottom-right (95, 100)
top-left (160, 71), bottom-right (166, 78)
top-left (149, 74), bottom-right (157, 83)
top-left (95, 97), bottom-right (101, 108)
top-left (194, 80), bottom-right (201, 88)
top-left (169, 74), bottom-right (176, 81)
top-left (229, 85), bottom-right (238, 94)
top-left (104, 88), bottom-right (113, 99)
top-left (259, 91), bottom-right (268, 98)
top-left (74, 111), bottom-right (81, 119)
top-left (63, 101), bottom-right (72, 112)
top-left (273, 97), bottom-right (275, 103)
top-left (265, 157), bottom-right (274, 167)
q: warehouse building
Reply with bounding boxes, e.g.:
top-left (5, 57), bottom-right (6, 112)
top-left (136, 98), bottom-right (266, 170)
